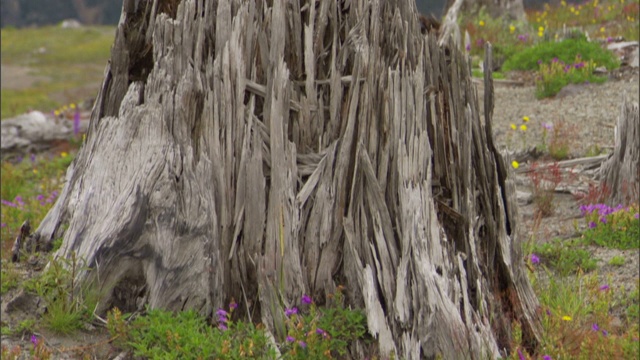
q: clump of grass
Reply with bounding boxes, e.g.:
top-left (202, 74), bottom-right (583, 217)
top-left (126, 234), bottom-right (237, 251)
top-left (0, 261), bottom-right (20, 295)
top-left (502, 37), bottom-right (619, 72)
top-left (580, 203), bottom-right (640, 249)
top-left (23, 252), bottom-right (99, 335)
top-left (530, 239), bottom-right (598, 276)
top-left (109, 289), bottom-right (368, 359)
top-left (608, 255), bottom-right (625, 266)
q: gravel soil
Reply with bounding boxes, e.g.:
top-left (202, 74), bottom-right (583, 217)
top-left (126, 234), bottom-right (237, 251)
top-left (485, 67), bottom-right (640, 297)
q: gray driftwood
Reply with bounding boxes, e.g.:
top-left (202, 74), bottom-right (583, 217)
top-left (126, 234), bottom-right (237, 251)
top-left (0, 111), bottom-right (90, 161)
top-left (35, 0), bottom-right (541, 358)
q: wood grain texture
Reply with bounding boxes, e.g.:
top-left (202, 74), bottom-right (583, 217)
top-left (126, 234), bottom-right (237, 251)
top-left (35, 0), bottom-right (542, 357)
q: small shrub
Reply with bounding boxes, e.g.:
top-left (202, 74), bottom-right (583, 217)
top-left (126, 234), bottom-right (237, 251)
top-left (527, 162), bottom-right (575, 217)
top-left (546, 120), bottom-right (578, 160)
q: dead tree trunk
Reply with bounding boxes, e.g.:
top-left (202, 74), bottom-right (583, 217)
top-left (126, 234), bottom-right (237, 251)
top-left (599, 96), bottom-right (640, 206)
top-left (35, 0), bottom-right (541, 358)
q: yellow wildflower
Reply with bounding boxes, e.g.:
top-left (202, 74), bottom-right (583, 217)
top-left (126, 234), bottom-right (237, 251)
top-left (479, 20), bottom-right (485, 26)
top-left (33, 169), bottom-right (38, 174)
top-left (538, 26), bottom-right (544, 32)
top-left (576, 10), bottom-right (580, 15)
top-left (522, 116), bottom-right (529, 122)
top-left (61, 152), bottom-right (68, 158)
top-left (562, 316), bottom-right (572, 321)
top-left (70, 103), bottom-right (76, 109)
top-left (570, 6), bottom-right (575, 12)
top-left (54, 110), bottom-right (60, 117)
top-left (600, 27), bottom-right (605, 33)
top-left (561, 0), bottom-right (567, 6)
top-left (510, 123), bottom-right (517, 130)
top-left (520, 124), bottom-right (527, 131)
top-left (511, 161), bottom-right (520, 169)
top-left (509, 25), bottom-right (515, 34)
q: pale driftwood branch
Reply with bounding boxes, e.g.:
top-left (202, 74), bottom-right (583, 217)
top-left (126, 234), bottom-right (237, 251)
top-left (514, 154), bottom-right (610, 174)
top-left (0, 111), bottom-right (90, 161)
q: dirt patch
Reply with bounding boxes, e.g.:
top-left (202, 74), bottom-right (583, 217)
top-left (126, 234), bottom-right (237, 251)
top-left (1, 65), bottom-right (49, 90)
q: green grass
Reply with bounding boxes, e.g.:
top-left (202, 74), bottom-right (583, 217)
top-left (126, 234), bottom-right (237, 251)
top-left (1, 25), bottom-right (114, 119)
top-left (502, 37), bottom-right (619, 72)
top-left (530, 239), bottom-right (599, 276)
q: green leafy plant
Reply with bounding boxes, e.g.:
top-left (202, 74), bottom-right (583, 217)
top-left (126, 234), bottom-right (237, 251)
top-left (580, 203), bottom-right (640, 250)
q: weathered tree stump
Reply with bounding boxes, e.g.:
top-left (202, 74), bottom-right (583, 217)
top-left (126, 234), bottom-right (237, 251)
top-left (35, 0), bottom-right (541, 358)
top-left (599, 95), bottom-right (640, 206)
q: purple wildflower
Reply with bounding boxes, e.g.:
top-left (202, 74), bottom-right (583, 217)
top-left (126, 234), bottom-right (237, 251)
top-left (465, 43), bottom-right (471, 52)
top-left (517, 34), bottom-right (528, 42)
top-left (229, 301), bottom-right (238, 310)
top-left (599, 216), bottom-right (607, 224)
top-left (36, 194), bottom-right (45, 201)
top-left (542, 122), bottom-right (552, 130)
top-left (574, 62), bottom-right (585, 69)
top-left (1, 199), bottom-right (17, 208)
top-left (73, 110), bottom-right (81, 136)
top-left (218, 323), bottom-right (228, 331)
top-left (543, 356), bottom-right (552, 360)
top-left (30, 153), bottom-right (36, 163)
top-left (301, 294), bottom-right (313, 304)
top-left (1, 223), bottom-right (6, 228)
top-left (592, 323), bottom-right (599, 331)
top-left (634, 213), bottom-right (639, 219)
top-left (14, 196), bottom-right (24, 206)
top-left (316, 328), bottom-right (325, 335)
top-left (602, 330), bottom-right (608, 336)
top-left (298, 341), bottom-right (307, 349)
top-left (546, 309), bottom-right (552, 316)
top-left (517, 348), bottom-right (525, 360)
top-left (588, 221), bottom-right (597, 229)
top-left (216, 309), bottom-right (228, 317)
top-left (285, 307), bottom-right (298, 317)
top-left (537, 59), bottom-right (543, 65)
top-left (552, 57), bottom-right (559, 63)
top-left (600, 284), bottom-right (610, 291)
top-left (476, 38), bottom-right (485, 47)
top-left (530, 254), bottom-right (540, 265)
top-left (607, 36), bottom-right (614, 43)
top-left (286, 335), bottom-right (295, 342)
